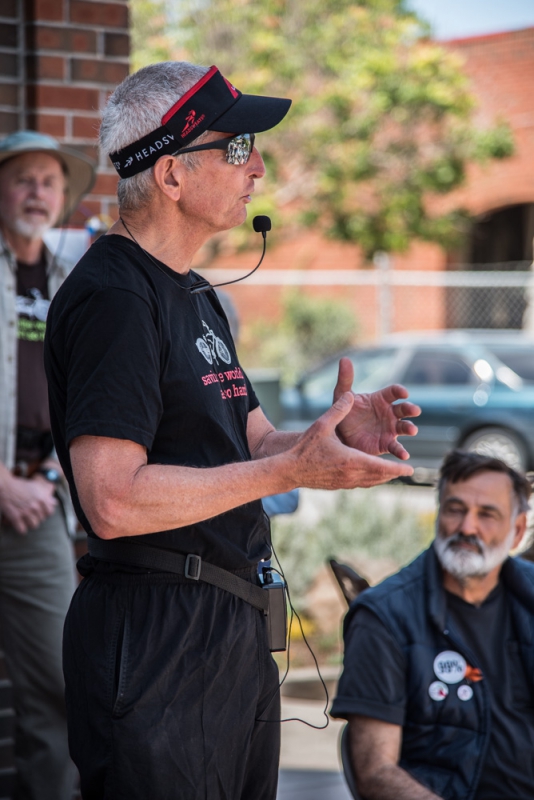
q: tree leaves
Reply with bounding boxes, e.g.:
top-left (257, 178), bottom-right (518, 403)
top-left (131, 0), bottom-right (514, 257)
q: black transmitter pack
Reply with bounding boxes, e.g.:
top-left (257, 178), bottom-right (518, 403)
top-left (260, 567), bottom-right (288, 652)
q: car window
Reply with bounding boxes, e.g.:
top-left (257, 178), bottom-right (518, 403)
top-left (301, 348), bottom-right (398, 400)
top-left (402, 351), bottom-right (474, 386)
top-left (485, 346), bottom-right (534, 382)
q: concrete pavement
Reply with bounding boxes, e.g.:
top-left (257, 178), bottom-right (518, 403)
top-left (276, 695), bottom-right (352, 799)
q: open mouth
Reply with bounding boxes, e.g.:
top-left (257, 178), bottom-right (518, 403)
top-left (24, 208), bottom-right (49, 217)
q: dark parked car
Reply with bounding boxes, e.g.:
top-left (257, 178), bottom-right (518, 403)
top-left (280, 331), bottom-right (534, 480)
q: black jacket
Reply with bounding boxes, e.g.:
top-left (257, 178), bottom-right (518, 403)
top-left (343, 547), bottom-right (534, 800)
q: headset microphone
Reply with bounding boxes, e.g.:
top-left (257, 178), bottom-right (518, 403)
top-left (252, 215), bottom-right (272, 237)
top-left (189, 215), bottom-right (271, 295)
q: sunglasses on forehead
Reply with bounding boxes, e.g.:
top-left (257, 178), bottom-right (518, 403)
top-left (173, 133), bottom-right (256, 166)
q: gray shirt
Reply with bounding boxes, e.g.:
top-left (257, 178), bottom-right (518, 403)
top-left (0, 230), bottom-right (71, 470)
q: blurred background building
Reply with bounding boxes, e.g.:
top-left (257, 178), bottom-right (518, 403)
top-left (0, 0), bottom-right (128, 226)
top-left (204, 25), bottom-right (534, 340)
top-left (0, 2), bottom-right (533, 341)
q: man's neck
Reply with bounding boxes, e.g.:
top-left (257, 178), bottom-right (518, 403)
top-left (111, 206), bottom-right (212, 275)
top-left (1, 225), bottom-right (44, 265)
top-left (443, 565), bottom-right (502, 606)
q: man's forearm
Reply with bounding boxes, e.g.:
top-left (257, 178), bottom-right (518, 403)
top-left (348, 716), bottom-right (442, 800)
top-left (249, 428), bottom-right (302, 459)
top-left (360, 764), bottom-right (442, 800)
top-left (72, 394), bottom-right (414, 539)
top-left (72, 438), bottom-right (302, 539)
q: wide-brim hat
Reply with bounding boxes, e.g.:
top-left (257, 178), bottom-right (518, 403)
top-left (0, 130), bottom-right (96, 220)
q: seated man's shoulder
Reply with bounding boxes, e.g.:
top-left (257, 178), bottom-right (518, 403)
top-left (360, 548), bottom-right (428, 603)
top-left (516, 555), bottom-right (534, 578)
top-left (507, 554), bottom-right (534, 595)
top-left (345, 548), bottom-right (429, 630)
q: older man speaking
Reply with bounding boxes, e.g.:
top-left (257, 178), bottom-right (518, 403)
top-left (44, 61), bottom-right (420, 800)
top-left (0, 131), bottom-right (93, 800)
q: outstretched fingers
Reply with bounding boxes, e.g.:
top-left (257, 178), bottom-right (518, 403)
top-left (353, 450), bottom-right (414, 486)
top-left (388, 439), bottom-right (411, 460)
top-left (393, 399), bottom-right (421, 420)
top-left (333, 357), bottom-right (355, 400)
top-left (396, 419), bottom-right (418, 437)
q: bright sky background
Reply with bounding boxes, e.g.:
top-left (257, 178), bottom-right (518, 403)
top-left (407, 0), bottom-right (534, 40)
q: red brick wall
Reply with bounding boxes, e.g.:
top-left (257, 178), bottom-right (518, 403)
top-left (440, 27), bottom-right (534, 216)
top-left (0, 0), bottom-right (25, 133)
top-left (207, 27), bottom-right (534, 340)
top-left (0, 0), bottom-right (130, 225)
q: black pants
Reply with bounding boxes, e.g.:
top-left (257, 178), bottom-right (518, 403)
top-left (64, 568), bottom-right (281, 800)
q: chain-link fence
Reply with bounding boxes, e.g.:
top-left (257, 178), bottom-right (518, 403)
top-left (211, 260), bottom-right (534, 340)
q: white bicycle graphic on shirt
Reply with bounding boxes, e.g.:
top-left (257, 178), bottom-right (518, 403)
top-left (196, 320), bottom-right (231, 366)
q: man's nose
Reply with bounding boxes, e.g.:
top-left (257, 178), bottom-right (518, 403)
top-left (248, 148), bottom-right (266, 179)
top-left (460, 509), bottom-right (479, 535)
top-left (27, 179), bottom-right (46, 198)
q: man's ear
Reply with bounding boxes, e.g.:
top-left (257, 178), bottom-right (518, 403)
top-left (512, 511), bottom-right (528, 551)
top-left (153, 156), bottom-right (183, 202)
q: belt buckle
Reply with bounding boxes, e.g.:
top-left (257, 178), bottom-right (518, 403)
top-left (185, 554), bottom-right (201, 580)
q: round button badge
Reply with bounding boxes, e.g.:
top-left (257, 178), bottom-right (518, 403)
top-left (457, 685), bottom-right (474, 702)
top-left (433, 651), bottom-right (467, 684)
top-left (429, 681), bottom-right (449, 701)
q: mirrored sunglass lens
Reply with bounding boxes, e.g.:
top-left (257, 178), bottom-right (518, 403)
top-left (226, 134), bottom-right (254, 165)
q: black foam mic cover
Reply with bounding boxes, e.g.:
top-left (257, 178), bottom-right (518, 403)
top-left (253, 215), bottom-right (272, 234)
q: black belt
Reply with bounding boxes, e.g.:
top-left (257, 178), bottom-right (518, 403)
top-left (88, 538), bottom-right (269, 614)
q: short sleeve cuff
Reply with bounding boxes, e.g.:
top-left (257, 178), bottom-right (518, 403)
top-left (330, 696), bottom-right (405, 726)
top-left (66, 420), bottom-right (155, 450)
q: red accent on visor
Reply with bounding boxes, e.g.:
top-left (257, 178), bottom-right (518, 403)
top-left (222, 76), bottom-right (239, 99)
top-left (161, 65), bottom-right (220, 125)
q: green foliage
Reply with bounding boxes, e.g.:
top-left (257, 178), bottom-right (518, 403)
top-left (240, 291), bottom-right (357, 383)
top-left (272, 488), bottom-right (435, 608)
top-left (130, 0), bottom-right (514, 256)
top-left (130, 0), bottom-right (175, 71)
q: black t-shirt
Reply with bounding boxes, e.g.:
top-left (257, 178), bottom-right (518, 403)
top-left (332, 589), bottom-right (534, 799)
top-left (44, 234), bottom-right (270, 571)
top-left (446, 587), bottom-right (534, 800)
top-left (16, 255), bottom-right (51, 459)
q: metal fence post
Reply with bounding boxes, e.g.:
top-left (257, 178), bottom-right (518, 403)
top-left (373, 251), bottom-right (392, 340)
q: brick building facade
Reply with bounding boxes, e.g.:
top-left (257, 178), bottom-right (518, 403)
top-left (203, 26), bottom-right (534, 341)
top-left (0, 9), bottom-right (533, 339)
top-left (0, 0), bottom-right (129, 225)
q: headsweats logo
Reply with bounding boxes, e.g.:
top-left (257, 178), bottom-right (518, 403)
top-left (114, 134), bottom-right (177, 170)
top-left (181, 109), bottom-right (206, 139)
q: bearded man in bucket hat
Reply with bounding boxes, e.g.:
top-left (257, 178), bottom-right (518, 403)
top-left (0, 130), bottom-right (94, 799)
top-left (44, 61), bottom-right (420, 799)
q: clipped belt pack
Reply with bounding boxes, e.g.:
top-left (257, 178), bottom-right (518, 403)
top-left (87, 538), bottom-right (287, 651)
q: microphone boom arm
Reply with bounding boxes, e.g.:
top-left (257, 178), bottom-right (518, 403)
top-left (189, 215), bottom-right (270, 295)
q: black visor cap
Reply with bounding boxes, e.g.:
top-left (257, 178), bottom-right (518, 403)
top-left (210, 93), bottom-right (292, 134)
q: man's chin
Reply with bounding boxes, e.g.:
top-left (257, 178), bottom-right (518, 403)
top-left (434, 538), bottom-right (488, 580)
top-left (13, 218), bottom-right (53, 240)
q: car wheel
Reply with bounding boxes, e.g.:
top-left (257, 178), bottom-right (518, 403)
top-left (462, 427), bottom-right (527, 471)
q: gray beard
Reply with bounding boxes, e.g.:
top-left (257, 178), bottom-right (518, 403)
top-left (434, 525), bottom-right (516, 580)
top-left (12, 217), bottom-right (52, 241)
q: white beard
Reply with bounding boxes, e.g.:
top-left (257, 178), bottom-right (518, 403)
top-left (12, 216), bottom-right (53, 241)
top-left (434, 524), bottom-right (516, 580)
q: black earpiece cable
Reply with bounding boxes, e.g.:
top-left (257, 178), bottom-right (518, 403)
top-left (119, 215), bottom-right (271, 294)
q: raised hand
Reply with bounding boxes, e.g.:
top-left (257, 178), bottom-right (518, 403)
top-left (333, 357), bottom-right (420, 460)
top-left (288, 392), bottom-right (415, 489)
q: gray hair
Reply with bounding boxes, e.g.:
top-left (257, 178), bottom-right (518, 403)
top-left (100, 61), bottom-right (212, 212)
